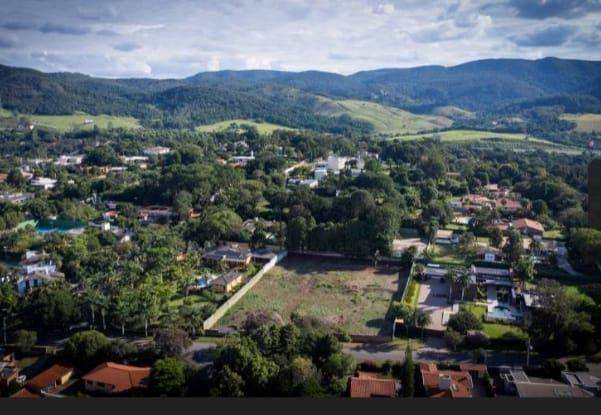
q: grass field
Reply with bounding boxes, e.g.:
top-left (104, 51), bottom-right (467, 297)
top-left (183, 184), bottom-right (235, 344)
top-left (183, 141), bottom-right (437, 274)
top-left (430, 244), bottom-right (466, 266)
top-left (0, 108), bottom-right (13, 117)
top-left (219, 256), bottom-right (401, 335)
top-left (461, 303), bottom-right (527, 340)
top-left (561, 113), bottom-right (601, 133)
top-left (431, 106), bottom-right (474, 119)
top-left (26, 112), bottom-right (141, 131)
top-left (196, 119), bottom-right (295, 134)
top-left (392, 129), bottom-right (551, 143)
top-left (314, 97), bottom-right (453, 134)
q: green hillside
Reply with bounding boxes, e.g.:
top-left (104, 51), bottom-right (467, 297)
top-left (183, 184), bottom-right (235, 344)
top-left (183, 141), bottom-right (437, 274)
top-left (0, 111), bottom-right (141, 132)
top-left (393, 129), bottom-right (551, 143)
top-left (560, 113), bottom-right (601, 133)
top-left (196, 119), bottom-right (296, 134)
top-left (314, 98), bottom-right (452, 134)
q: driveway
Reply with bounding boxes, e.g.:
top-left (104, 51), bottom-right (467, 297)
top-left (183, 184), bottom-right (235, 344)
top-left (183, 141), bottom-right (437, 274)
top-left (416, 278), bottom-right (456, 331)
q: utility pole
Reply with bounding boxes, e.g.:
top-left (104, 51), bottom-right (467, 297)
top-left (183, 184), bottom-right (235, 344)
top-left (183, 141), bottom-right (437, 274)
top-left (526, 338), bottom-right (531, 368)
top-left (2, 316), bottom-right (6, 345)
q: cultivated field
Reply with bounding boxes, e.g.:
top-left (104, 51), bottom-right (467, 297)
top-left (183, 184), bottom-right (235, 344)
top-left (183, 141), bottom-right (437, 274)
top-left (392, 129), bottom-right (551, 143)
top-left (25, 112), bottom-right (140, 131)
top-left (218, 256), bottom-right (402, 335)
top-left (314, 97), bottom-right (453, 134)
top-left (196, 119), bottom-right (295, 134)
top-left (561, 113), bottom-right (601, 133)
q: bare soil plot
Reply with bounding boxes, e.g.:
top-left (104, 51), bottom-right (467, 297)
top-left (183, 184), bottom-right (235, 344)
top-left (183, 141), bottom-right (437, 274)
top-left (218, 255), bottom-right (402, 335)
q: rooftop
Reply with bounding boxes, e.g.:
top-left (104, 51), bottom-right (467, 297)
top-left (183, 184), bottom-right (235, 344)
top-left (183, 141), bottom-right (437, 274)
top-left (83, 362), bottom-right (151, 393)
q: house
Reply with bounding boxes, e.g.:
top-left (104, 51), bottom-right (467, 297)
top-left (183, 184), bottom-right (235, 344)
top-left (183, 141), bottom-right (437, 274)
top-left (138, 205), bottom-right (174, 222)
top-left (500, 367), bottom-right (592, 398)
top-left (30, 177), bottom-right (57, 190)
top-left (511, 218), bottom-right (545, 236)
top-left (230, 151), bottom-right (255, 167)
top-left (434, 230), bottom-right (458, 245)
top-left (424, 264), bottom-right (448, 279)
top-left (419, 363), bottom-right (474, 398)
top-left (211, 270), bottom-right (244, 293)
top-left (55, 155), bottom-right (84, 166)
top-left (347, 372), bottom-right (398, 398)
top-left (16, 272), bottom-right (64, 295)
top-left (102, 210), bottom-right (119, 221)
top-left (82, 362), bottom-right (151, 395)
top-left (314, 167), bottom-right (328, 181)
top-left (470, 263), bottom-right (512, 286)
top-left (120, 155), bottom-right (149, 165)
top-left (287, 178), bottom-right (319, 188)
top-left (493, 198), bottom-right (521, 212)
top-left (24, 364), bottom-right (74, 395)
top-left (0, 192), bottom-right (34, 205)
top-left (561, 371), bottom-right (601, 396)
top-left (0, 353), bottom-right (19, 389)
top-left (203, 244), bottom-right (252, 267)
top-left (143, 146), bottom-right (171, 156)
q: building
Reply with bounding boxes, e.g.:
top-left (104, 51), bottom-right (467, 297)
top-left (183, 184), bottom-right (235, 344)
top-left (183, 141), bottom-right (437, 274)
top-left (203, 244), bottom-right (252, 268)
top-left (287, 178), bottom-right (319, 188)
top-left (138, 205), bottom-right (174, 222)
top-left (211, 270), bottom-right (244, 293)
top-left (23, 364), bottom-right (73, 395)
top-left (434, 230), bottom-right (458, 245)
top-left (500, 367), bottom-right (592, 398)
top-left (419, 363), bottom-right (474, 398)
top-left (30, 177), bottom-right (57, 190)
top-left (347, 372), bottom-right (398, 398)
top-left (511, 218), bottom-right (545, 236)
top-left (16, 272), bottom-right (64, 295)
top-left (55, 155), bottom-right (84, 166)
top-left (424, 264), bottom-right (448, 278)
top-left (314, 167), bottom-right (328, 181)
top-left (561, 371), bottom-right (601, 396)
top-left (493, 198), bottom-right (522, 212)
top-left (0, 353), bottom-right (19, 390)
top-left (0, 192), bottom-right (34, 205)
top-left (143, 146), bottom-right (171, 156)
top-left (82, 362), bottom-right (151, 395)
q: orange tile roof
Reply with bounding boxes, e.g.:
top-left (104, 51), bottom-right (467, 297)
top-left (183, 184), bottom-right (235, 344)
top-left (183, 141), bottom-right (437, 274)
top-left (348, 374), bottom-right (397, 398)
top-left (420, 363), bottom-right (473, 398)
top-left (11, 387), bottom-right (41, 398)
top-left (512, 218), bottom-right (544, 232)
top-left (82, 362), bottom-right (151, 393)
top-left (27, 364), bottom-right (73, 392)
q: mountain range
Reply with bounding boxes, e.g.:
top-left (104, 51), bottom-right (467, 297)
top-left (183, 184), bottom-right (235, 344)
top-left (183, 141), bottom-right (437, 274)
top-left (1, 57), bottom-right (600, 133)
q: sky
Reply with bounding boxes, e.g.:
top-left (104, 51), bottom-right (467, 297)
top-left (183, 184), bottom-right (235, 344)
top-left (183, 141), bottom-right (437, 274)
top-left (0, 0), bottom-right (600, 78)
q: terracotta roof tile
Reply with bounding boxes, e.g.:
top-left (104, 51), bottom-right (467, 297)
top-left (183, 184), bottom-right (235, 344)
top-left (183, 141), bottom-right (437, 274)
top-left (82, 362), bottom-right (151, 394)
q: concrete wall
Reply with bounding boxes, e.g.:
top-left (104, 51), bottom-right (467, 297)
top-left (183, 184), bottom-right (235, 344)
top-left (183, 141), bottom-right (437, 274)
top-left (203, 251), bottom-right (288, 330)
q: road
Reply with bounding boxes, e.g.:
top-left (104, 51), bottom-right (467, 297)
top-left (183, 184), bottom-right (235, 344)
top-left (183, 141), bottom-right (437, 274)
top-left (343, 337), bottom-right (540, 367)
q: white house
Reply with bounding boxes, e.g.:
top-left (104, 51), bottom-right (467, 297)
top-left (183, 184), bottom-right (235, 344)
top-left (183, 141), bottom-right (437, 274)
top-left (55, 155), bottom-right (84, 166)
top-left (143, 146), bottom-right (171, 156)
top-left (30, 177), bottom-right (57, 190)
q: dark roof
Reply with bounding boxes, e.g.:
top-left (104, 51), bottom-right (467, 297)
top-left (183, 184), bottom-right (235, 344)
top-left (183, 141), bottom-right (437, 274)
top-left (213, 270), bottom-right (243, 286)
top-left (203, 245), bottom-right (251, 262)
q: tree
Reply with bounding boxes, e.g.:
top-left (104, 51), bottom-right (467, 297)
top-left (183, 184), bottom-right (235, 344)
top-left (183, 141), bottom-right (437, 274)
top-left (444, 330), bottom-right (463, 351)
top-left (413, 309), bottom-right (432, 338)
top-left (400, 246), bottom-right (417, 269)
top-left (211, 365), bottom-right (245, 397)
top-left (489, 226), bottom-right (504, 249)
top-left (278, 356), bottom-right (319, 396)
top-left (514, 256), bottom-right (537, 288)
top-left (26, 284), bottom-right (80, 331)
top-left (13, 329), bottom-right (37, 354)
top-left (0, 283), bottom-right (17, 345)
top-left (154, 328), bottom-right (191, 357)
top-left (447, 310), bottom-right (482, 334)
top-left (286, 216), bottom-right (309, 251)
top-left (503, 229), bottom-right (524, 265)
top-left (402, 344), bottom-right (415, 397)
top-left (64, 330), bottom-right (109, 368)
top-left (568, 228), bottom-right (601, 270)
top-left (150, 357), bottom-right (188, 396)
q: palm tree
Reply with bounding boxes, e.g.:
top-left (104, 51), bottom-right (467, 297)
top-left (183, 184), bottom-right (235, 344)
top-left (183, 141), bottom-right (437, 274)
top-left (0, 284), bottom-right (17, 345)
top-left (413, 309), bottom-right (432, 338)
top-left (457, 267), bottom-right (471, 303)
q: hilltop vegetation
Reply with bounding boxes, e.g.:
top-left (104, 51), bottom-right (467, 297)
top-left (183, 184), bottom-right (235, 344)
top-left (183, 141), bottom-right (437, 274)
top-left (196, 119), bottom-right (295, 134)
top-left (560, 113), bottom-right (601, 133)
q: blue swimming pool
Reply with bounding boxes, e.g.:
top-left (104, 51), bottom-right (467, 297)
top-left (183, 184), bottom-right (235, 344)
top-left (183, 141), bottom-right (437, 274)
top-left (487, 305), bottom-right (521, 321)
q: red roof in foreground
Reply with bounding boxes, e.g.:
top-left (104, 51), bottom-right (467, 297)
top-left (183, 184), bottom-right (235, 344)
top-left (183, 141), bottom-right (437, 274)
top-left (11, 387), bottom-right (41, 398)
top-left (83, 362), bottom-right (151, 393)
top-left (512, 218), bottom-right (544, 232)
top-left (348, 373), bottom-right (397, 398)
top-left (27, 364), bottom-right (73, 392)
top-left (420, 363), bottom-right (473, 398)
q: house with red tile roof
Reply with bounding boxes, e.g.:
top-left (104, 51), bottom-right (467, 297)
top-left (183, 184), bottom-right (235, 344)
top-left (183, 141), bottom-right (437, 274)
top-left (82, 362), bottom-right (151, 395)
top-left (512, 218), bottom-right (545, 236)
top-left (11, 363), bottom-right (74, 398)
top-left (347, 372), bottom-right (399, 398)
top-left (419, 363), bottom-right (474, 398)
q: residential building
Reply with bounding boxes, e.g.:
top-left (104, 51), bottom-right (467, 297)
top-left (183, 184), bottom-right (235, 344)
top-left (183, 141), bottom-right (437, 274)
top-left (138, 205), bottom-right (174, 222)
top-left (24, 364), bottom-right (74, 395)
top-left (30, 177), bottom-right (57, 190)
top-left (0, 192), bottom-right (34, 205)
top-left (511, 218), bottom-right (545, 236)
top-left (143, 146), bottom-right (171, 156)
top-left (203, 244), bottom-right (252, 267)
top-left (419, 363), bottom-right (474, 398)
top-left (55, 155), bottom-right (84, 166)
top-left (434, 230), bottom-right (458, 244)
top-left (17, 272), bottom-right (64, 295)
top-left (211, 270), bottom-right (244, 293)
top-left (347, 372), bottom-right (399, 398)
top-left (82, 362), bottom-right (151, 395)
top-left (0, 353), bottom-right (19, 390)
top-left (561, 371), bottom-right (601, 396)
top-left (500, 367), bottom-right (592, 398)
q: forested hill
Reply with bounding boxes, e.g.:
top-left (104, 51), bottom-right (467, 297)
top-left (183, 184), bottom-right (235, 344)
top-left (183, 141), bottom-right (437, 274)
top-left (1, 57), bottom-right (600, 131)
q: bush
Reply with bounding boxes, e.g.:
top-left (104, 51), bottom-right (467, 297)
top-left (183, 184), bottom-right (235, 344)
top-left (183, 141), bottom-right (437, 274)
top-left (444, 330), bottom-right (463, 351)
top-left (150, 357), bottom-right (188, 396)
top-left (12, 329), bottom-right (37, 354)
top-left (447, 310), bottom-right (483, 334)
top-left (566, 358), bottom-right (589, 372)
top-left (63, 330), bottom-right (110, 368)
top-left (542, 359), bottom-right (566, 379)
top-left (465, 331), bottom-right (489, 348)
top-left (154, 328), bottom-right (191, 357)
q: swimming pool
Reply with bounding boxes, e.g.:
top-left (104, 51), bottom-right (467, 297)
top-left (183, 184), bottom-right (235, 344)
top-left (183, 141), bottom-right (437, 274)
top-left (487, 305), bottom-right (521, 321)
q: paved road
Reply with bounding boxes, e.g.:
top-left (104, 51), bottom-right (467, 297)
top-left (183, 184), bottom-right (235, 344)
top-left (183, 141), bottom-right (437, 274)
top-left (343, 337), bottom-right (540, 367)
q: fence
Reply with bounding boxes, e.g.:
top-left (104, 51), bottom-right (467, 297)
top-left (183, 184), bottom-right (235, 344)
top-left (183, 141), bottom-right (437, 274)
top-left (399, 262), bottom-right (415, 304)
top-left (202, 250), bottom-right (288, 330)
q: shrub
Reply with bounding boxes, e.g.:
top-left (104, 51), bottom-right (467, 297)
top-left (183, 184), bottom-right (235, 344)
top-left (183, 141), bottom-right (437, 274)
top-left (566, 358), bottom-right (589, 372)
top-left (447, 310), bottom-right (483, 334)
top-left (63, 330), bottom-right (109, 367)
top-left (12, 329), bottom-right (37, 354)
top-left (542, 359), bottom-right (566, 379)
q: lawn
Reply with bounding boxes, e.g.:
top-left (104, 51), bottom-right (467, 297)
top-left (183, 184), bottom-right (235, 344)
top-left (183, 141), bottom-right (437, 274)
top-left (218, 256), bottom-right (402, 335)
top-left (543, 229), bottom-right (566, 240)
top-left (461, 303), bottom-right (527, 340)
top-left (560, 113), bottom-right (601, 133)
top-left (429, 244), bottom-right (466, 266)
top-left (314, 97), bottom-right (453, 134)
top-left (392, 129), bottom-right (551, 144)
top-left (27, 112), bottom-right (141, 131)
top-left (196, 119), bottom-right (295, 134)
